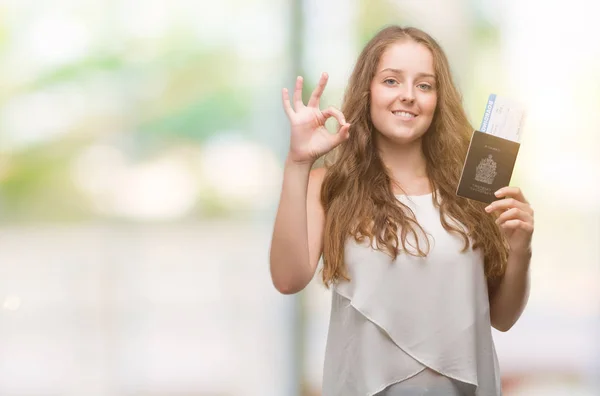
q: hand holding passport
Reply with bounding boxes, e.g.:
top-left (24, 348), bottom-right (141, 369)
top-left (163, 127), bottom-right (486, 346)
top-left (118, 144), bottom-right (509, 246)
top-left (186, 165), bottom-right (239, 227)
top-left (456, 94), bottom-right (526, 204)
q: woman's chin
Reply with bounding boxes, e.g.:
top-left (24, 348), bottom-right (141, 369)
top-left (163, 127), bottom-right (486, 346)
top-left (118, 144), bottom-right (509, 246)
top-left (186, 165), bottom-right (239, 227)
top-left (378, 128), bottom-right (426, 145)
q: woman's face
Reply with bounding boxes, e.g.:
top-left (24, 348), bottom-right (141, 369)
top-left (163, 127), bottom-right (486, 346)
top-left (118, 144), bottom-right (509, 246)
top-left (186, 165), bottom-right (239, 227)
top-left (369, 40), bottom-right (438, 146)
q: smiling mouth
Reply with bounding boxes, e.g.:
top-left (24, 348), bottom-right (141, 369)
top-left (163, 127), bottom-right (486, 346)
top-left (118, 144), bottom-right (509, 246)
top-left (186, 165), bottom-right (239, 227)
top-left (392, 111), bottom-right (418, 119)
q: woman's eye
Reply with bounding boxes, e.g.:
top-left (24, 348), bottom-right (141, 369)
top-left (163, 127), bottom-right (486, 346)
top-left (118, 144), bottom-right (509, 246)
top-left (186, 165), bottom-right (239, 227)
top-left (384, 79), bottom-right (398, 86)
top-left (418, 83), bottom-right (432, 90)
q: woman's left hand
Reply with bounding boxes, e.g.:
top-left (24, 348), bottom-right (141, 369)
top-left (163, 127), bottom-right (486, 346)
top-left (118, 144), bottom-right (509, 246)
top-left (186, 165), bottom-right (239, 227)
top-left (485, 186), bottom-right (534, 256)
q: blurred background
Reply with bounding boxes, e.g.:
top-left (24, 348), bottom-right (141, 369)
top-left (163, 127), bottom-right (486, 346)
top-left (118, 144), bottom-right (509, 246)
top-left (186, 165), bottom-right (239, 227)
top-left (0, 0), bottom-right (599, 395)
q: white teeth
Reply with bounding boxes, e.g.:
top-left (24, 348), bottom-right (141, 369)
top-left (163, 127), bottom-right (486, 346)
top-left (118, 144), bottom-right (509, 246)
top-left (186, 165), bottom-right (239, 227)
top-left (393, 111), bottom-right (416, 118)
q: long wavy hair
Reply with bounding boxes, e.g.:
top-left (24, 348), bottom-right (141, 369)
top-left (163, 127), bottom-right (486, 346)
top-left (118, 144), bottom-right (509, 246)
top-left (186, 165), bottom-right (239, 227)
top-left (320, 25), bottom-right (509, 288)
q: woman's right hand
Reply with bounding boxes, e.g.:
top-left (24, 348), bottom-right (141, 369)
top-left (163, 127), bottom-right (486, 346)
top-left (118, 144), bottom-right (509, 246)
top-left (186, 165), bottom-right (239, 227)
top-left (282, 73), bottom-right (351, 165)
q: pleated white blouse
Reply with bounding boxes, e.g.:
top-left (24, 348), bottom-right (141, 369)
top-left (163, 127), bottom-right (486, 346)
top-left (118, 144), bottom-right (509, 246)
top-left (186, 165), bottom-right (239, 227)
top-left (322, 192), bottom-right (502, 396)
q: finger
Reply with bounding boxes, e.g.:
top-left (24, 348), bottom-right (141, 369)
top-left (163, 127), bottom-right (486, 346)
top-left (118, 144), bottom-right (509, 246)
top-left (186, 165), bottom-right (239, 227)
top-left (308, 72), bottom-right (328, 108)
top-left (331, 122), bottom-right (351, 146)
top-left (500, 219), bottom-right (534, 233)
top-left (494, 186), bottom-right (528, 204)
top-left (495, 207), bottom-right (533, 226)
top-left (321, 106), bottom-right (347, 126)
top-left (282, 88), bottom-right (294, 117)
top-left (293, 76), bottom-right (304, 111)
top-left (485, 197), bottom-right (533, 215)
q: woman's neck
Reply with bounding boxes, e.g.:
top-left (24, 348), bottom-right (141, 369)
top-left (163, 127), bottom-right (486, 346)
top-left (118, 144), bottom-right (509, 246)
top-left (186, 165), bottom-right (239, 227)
top-left (375, 137), bottom-right (431, 195)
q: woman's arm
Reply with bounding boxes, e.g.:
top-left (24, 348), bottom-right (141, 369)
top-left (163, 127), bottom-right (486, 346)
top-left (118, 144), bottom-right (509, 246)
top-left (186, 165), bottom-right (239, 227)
top-left (488, 249), bottom-right (531, 332)
top-left (269, 73), bottom-right (350, 294)
top-left (485, 186), bottom-right (534, 332)
top-left (269, 164), bottom-right (326, 294)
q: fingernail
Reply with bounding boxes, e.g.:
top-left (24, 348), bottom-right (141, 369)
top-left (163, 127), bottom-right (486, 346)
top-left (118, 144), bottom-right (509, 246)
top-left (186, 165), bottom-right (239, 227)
top-left (494, 190), bottom-right (501, 197)
top-left (485, 205), bottom-right (491, 212)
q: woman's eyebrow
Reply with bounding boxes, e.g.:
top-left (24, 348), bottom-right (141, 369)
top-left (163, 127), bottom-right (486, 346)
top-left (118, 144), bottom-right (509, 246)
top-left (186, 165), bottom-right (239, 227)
top-left (378, 68), bottom-right (436, 79)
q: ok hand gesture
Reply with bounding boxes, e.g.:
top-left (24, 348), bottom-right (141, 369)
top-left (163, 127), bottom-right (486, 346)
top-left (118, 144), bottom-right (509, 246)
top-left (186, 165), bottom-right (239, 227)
top-left (282, 73), bottom-right (351, 165)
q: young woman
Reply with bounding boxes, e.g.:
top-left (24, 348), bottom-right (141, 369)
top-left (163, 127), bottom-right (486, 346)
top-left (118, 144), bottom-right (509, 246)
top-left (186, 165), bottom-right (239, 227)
top-left (269, 25), bottom-right (534, 396)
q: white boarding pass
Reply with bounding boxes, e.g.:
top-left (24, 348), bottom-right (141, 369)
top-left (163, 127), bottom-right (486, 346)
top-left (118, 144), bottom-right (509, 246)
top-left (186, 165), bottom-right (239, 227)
top-left (479, 94), bottom-right (526, 143)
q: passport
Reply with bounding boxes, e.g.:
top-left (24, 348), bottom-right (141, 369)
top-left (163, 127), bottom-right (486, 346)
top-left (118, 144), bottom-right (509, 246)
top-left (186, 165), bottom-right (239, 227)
top-left (456, 94), bottom-right (525, 204)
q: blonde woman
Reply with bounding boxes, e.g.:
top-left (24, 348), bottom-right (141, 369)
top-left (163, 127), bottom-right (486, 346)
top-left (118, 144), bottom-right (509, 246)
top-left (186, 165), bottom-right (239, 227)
top-left (269, 26), bottom-right (534, 396)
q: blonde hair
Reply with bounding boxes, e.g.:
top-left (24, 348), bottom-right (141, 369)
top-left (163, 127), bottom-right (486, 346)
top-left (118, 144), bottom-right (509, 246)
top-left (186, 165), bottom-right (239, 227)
top-left (321, 25), bottom-right (508, 288)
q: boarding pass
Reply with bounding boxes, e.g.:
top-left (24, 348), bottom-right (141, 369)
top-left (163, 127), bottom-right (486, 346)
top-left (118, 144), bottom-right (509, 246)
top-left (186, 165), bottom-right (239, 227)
top-left (479, 94), bottom-right (526, 143)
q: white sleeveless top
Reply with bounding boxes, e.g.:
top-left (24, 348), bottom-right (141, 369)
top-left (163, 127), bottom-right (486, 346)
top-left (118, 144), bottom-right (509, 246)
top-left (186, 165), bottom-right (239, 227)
top-left (322, 192), bottom-right (502, 396)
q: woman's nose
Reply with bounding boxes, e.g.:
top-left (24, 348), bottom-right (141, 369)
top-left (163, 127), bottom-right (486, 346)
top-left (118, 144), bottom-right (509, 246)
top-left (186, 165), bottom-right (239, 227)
top-left (399, 85), bottom-right (415, 103)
